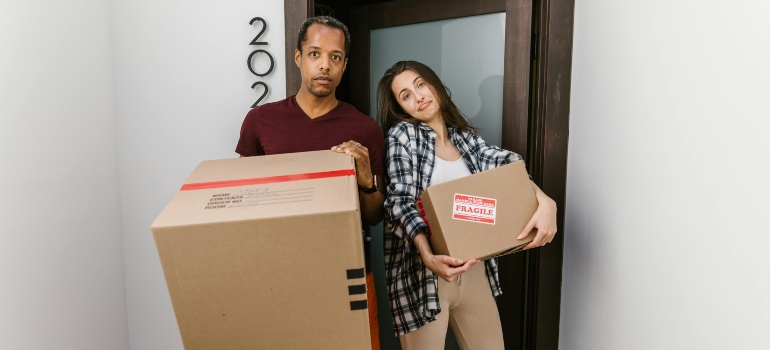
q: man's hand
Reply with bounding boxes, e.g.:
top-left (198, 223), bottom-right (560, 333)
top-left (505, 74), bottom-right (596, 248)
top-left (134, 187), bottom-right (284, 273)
top-left (413, 232), bottom-right (478, 282)
top-left (331, 140), bottom-right (373, 188)
top-left (518, 182), bottom-right (558, 249)
top-left (331, 140), bottom-right (384, 225)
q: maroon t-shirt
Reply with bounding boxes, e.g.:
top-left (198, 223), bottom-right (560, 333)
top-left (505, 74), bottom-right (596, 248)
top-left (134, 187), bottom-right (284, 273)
top-left (235, 95), bottom-right (384, 177)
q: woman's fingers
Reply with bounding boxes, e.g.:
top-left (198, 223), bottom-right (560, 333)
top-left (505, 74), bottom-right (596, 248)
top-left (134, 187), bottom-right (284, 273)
top-left (518, 216), bottom-right (536, 240)
top-left (522, 197), bottom-right (559, 249)
top-left (431, 256), bottom-right (478, 282)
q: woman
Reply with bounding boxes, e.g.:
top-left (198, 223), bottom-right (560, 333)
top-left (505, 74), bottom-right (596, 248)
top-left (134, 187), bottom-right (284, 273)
top-left (378, 61), bottom-right (557, 349)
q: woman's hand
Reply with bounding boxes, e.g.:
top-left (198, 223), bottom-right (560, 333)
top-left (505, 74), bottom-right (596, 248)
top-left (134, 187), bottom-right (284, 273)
top-left (517, 182), bottom-right (558, 249)
top-left (422, 253), bottom-right (478, 283)
top-left (413, 231), bottom-right (478, 282)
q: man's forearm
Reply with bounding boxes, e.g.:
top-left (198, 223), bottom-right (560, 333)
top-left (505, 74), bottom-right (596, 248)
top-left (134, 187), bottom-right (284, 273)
top-left (360, 189), bottom-right (385, 225)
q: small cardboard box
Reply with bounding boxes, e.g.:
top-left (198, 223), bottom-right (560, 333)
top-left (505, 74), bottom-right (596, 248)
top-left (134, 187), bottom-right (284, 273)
top-left (151, 150), bottom-right (370, 350)
top-left (417, 161), bottom-right (537, 262)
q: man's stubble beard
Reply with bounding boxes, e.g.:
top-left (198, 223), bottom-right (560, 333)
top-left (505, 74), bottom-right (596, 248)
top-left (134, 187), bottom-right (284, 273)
top-left (306, 83), bottom-right (333, 98)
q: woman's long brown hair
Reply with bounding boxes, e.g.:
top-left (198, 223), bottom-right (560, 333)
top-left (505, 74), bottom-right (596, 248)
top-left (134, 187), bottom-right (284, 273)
top-left (376, 60), bottom-right (478, 134)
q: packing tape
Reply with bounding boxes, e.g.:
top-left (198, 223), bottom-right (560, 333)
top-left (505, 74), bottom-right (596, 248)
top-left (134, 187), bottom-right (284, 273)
top-left (180, 169), bottom-right (356, 191)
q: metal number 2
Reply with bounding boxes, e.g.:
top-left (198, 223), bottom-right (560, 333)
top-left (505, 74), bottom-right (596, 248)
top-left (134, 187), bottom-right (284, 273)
top-left (251, 82), bottom-right (268, 108)
top-left (249, 17), bottom-right (268, 45)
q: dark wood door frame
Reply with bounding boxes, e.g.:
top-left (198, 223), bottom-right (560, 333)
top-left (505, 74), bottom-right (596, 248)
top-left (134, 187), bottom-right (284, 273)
top-left (284, 0), bottom-right (573, 348)
top-left (524, 0), bottom-right (573, 348)
top-left (284, 0), bottom-right (314, 96)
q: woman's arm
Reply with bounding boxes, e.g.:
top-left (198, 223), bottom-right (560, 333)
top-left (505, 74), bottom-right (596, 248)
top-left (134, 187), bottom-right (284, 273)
top-left (467, 132), bottom-right (557, 248)
top-left (384, 133), bottom-right (429, 253)
top-left (468, 132), bottom-right (522, 168)
top-left (517, 182), bottom-right (558, 249)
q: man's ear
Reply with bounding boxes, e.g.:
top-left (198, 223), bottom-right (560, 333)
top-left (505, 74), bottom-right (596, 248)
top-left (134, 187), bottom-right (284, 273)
top-left (294, 49), bottom-right (301, 68)
top-left (342, 57), bottom-right (348, 73)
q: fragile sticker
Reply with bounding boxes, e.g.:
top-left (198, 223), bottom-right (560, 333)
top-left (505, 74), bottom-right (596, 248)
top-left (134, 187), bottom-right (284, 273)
top-left (452, 194), bottom-right (497, 225)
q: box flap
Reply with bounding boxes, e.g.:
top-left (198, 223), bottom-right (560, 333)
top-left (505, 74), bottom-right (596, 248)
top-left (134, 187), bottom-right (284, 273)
top-left (152, 151), bottom-right (359, 228)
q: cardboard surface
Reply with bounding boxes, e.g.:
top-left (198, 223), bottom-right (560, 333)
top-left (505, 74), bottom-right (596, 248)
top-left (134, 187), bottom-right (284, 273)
top-left (151, 151), bottom-right (370, 350)
top-left (418, 161), bottom-right (537, 261)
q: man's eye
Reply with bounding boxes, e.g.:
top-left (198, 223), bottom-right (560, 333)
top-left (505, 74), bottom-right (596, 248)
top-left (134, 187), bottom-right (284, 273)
top-left (332, 55), bottom-right (341, 60)
top-left (310, 52), bottom-right (319, 57)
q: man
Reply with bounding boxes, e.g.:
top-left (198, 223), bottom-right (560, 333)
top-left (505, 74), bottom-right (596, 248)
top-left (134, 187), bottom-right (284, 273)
top-left (235, 16), bottom-right (384, 349)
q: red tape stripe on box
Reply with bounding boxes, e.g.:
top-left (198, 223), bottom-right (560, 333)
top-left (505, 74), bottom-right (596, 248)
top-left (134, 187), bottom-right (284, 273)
top-left (180, 169), bottom-right (356, 191)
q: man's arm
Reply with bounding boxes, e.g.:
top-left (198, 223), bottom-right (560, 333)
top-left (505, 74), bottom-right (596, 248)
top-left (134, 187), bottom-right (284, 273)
top-left (331, 140), bottom-right (385, 226)
top-left (358, 174), bottom-right (385, 225)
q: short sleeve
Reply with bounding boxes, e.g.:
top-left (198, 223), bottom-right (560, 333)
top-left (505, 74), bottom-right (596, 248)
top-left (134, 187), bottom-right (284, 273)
top-left (235, 108), bottom-right (264, 157)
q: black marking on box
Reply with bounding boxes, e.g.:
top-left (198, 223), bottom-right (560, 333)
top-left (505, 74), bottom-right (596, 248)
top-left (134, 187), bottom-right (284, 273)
top-left (348, 284), bottom-right (366, 295)
top-left (350, 300), bottom-right (368, 310)
top-left (346, 268), bottom-right (365, 279)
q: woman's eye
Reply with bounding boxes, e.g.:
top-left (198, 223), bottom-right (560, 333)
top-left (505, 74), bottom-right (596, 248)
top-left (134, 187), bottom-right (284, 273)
top-left (417, 82), bottom-right (424, 88)
top-left (403, 94), bottom-right (410, 101)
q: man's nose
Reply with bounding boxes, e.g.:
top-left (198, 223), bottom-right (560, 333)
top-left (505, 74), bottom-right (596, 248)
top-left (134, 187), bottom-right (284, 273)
top-left (318, 55), bottom-right (330, 71)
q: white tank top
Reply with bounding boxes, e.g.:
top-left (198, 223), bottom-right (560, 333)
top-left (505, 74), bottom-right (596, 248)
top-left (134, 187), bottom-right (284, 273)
top-left (430, 156), bottom-right (472, 186)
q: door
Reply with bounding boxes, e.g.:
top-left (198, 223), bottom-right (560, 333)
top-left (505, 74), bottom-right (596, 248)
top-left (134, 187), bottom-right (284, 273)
top-left (349, 1), bottom-right (534, 349)
top-left (364, 11), bottom-right (508, 350)
top-left (283, 0), bottom-right (573, 348)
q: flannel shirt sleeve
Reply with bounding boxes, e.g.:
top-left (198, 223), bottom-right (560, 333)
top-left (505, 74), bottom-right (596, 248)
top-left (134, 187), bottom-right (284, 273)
top-left (384, 133), bottom-right (428, 254)
top-left (469, 132), bottom-right (523, 169)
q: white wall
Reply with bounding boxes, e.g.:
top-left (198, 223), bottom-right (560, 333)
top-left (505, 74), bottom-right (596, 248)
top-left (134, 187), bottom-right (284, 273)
top-left (0, 1), bottom-right (128, 349)
top-left (562, 0), bottom-right (770, 349)
top-left (109, 0), bottom-right (286, 348)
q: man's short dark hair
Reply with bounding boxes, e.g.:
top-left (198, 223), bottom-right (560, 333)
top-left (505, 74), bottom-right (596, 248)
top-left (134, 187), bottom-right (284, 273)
top-left (296, 16), bottom-right (351, 57)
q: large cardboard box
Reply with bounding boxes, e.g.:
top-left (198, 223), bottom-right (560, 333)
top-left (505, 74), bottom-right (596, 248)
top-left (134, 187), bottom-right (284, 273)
top-left (417, 161), bottom-right (537, 262)
top-left (151, 150), bottom-right (370, 350)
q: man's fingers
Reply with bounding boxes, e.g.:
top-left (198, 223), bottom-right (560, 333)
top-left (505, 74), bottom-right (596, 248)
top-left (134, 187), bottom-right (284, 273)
top-left (331, 142), bottom-right (369, 161)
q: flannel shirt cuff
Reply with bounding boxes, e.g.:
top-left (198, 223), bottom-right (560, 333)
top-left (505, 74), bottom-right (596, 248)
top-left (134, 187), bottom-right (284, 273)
top-left (402, 212), bottom-right (428, 254)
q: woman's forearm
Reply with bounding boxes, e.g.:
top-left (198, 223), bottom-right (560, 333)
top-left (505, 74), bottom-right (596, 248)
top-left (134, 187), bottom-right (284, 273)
top-left (413, 231), bottom-right (434, 258)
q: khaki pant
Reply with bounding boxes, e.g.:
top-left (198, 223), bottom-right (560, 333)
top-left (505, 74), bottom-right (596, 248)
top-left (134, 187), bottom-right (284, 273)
top-left (399, 263), bottom-right (504, 350)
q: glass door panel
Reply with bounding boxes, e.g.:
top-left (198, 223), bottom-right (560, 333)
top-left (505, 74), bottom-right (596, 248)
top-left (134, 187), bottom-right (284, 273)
top-left (370, 12), bottom-right (506, 145)
top-left (368, 12), bottom-right (506, 350)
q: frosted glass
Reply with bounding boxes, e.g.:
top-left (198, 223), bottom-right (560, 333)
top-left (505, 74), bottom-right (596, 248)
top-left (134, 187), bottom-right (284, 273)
top-left (370, 12), bottom-right (506, 146)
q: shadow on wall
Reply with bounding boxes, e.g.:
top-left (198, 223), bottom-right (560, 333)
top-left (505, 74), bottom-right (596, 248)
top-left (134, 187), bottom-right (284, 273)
top-left (470, 74), bottom-right (504, 146)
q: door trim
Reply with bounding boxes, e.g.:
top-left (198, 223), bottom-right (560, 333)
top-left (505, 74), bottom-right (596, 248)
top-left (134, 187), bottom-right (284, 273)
top-left (284, 0), bottom-right (314, 96)
top-left (525, 0), bottom-right (573, 348)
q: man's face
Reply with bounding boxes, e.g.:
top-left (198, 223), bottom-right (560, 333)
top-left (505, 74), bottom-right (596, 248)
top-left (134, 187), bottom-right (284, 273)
top-left (295, 24), bottom-right (348, 98)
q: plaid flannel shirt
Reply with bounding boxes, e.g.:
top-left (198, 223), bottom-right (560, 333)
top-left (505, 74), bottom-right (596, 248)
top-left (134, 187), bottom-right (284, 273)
top-left (384, 121), bottom-right (523, 336)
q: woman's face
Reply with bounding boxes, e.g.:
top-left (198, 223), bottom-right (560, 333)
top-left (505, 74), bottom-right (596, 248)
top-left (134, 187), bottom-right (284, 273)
top-left (390, 69), bottom-right (441, 124)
